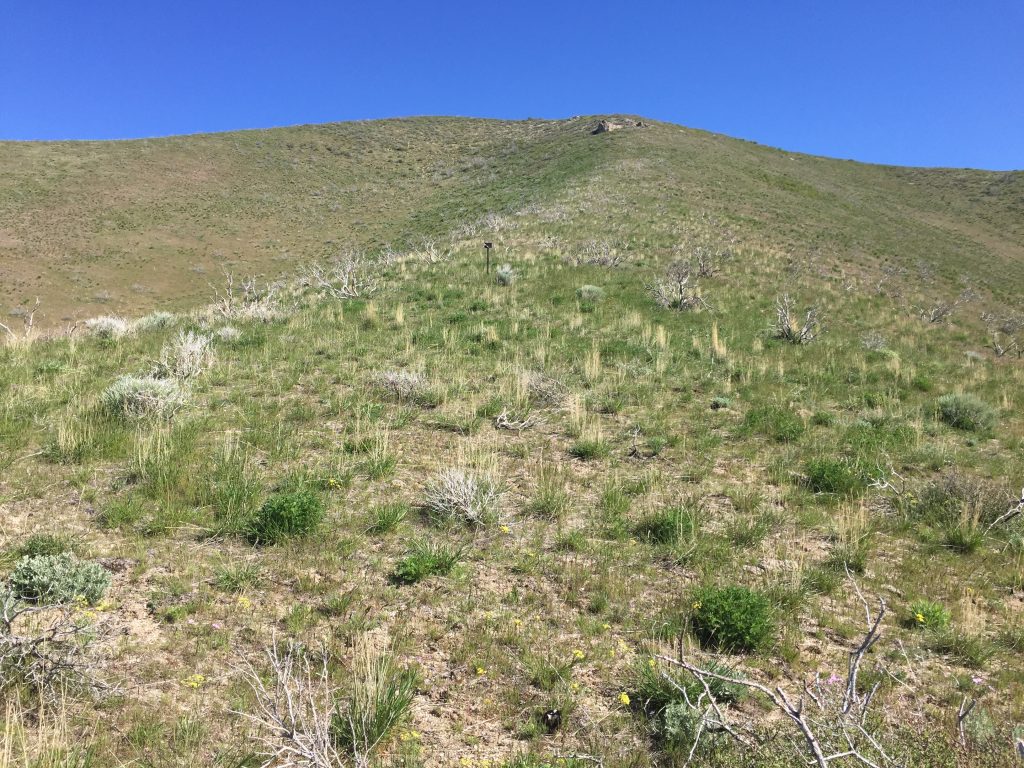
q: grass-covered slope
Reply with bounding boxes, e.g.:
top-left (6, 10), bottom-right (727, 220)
top-left (1, 115), bottom-right (1022, 324)
top-left (1, 117), bottom-right (1023, 766)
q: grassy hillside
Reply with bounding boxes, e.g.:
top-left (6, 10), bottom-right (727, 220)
top-left (2, 115), bottom-right (1022, 325)
top-left (1, 118), bottom-right (1023, 767)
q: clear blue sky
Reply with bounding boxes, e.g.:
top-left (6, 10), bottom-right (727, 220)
top-left (2, 1), bottom-right (1022, 169)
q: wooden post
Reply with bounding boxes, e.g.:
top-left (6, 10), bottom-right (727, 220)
top-left (484, 241), bottom-right (492, 274)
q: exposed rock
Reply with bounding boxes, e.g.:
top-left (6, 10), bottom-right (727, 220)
top-left (592, 119), bottom-right (646, 135)
top-left (592, 119), bottom-right (623, 135)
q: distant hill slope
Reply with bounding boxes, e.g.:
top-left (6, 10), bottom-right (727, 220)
top-left (1, 115), bottom-right (1022, 324)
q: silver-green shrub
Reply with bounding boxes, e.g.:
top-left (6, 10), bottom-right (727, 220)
top-left (8, 554), bottom-right (111, 605)
top-left (101, 375), bottom-right (187, 419)
top-left (424, 468), bottom-right (503, 525)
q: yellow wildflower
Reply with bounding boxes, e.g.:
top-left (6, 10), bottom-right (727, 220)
top-left (475, 666), bottom-right (486, 676)
top-left (500, 525), bottom-right (511, 534)
top-left (237, 595), bottom-right (253, 609)
top-left (572, 649), bottom-right (586, 661)
top-left (181, 673), bottom-right (206, 689)
top-left (915, 612), bottom-right (926, 624)
top-left (648, 658), bottom-right (657, 669)
top-left (618, 691), bottom-right (631, 706)
top-left (692, 600), bottom-right (702, 611)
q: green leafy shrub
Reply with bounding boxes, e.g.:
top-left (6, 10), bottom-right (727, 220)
top-left (631, 657), bottom-right (745, 750)
top-left (576, 284), bottom-right (605, 303)
top-left (937, 394), bottom-right (997, 433)
top-left (804, 458), bottom-right (866, 496)
top-left (907, 599), bottom-right (951, 630)
top-left (742, 405), bottom-right (804, 442)
top-left (690, 585), bottom-right (775, 652)
top-left (710, 396), bottom-right (731, 410)
top-left (247, 488), bottom-right (324, 544)
top-left (392, 539), bottom-right (463, 584)
top-left (8, 553), bottom-right (111, 605)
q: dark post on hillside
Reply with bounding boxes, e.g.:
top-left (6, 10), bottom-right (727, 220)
top-left (483, 241), bottom-right (493, 274)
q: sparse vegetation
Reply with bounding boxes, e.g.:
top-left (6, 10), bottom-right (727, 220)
top-left (1, 114), bottom-right (1022, 765)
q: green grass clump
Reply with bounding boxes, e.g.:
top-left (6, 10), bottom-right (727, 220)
top-left (333, 649), bottom-right (419, 758)
top-left (937, 393), bottom-right (997, 433)
top-left (634, 503), bottom-right (700, 547)
top-left (569, 436), bottom-right (610, 460)
top-left (804, 457), bottom-right (866, 496)
top-left (368, 502), bottom-right (408, 534)
top-left (15, 533), bottom-right (77, 558)
top-left (247, 488), bottom-right (325, 544)
top-left (904, 472), bottom-right (1011, 551)
top-left (7, 553), bottom-right (111, 605)
top-left (907, 599), bottom-right (951, 630)
top-left (690, 585), bottom-right (775, 652)
top-left (742, 405), bottom-right (804, 442)
top-left (392, 540), bottom-right (463, 584)
top-left (528, 469), bottom-right (570, 518)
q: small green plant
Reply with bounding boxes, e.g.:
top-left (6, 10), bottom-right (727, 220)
top-left (936, 393), bottom-right (997, 433)
top-left (742, 405), bottom-right (804, 442)
top-left (634, 503), bottom-right (700, 547)
top-left (690, 585), bottom-right (775, 652)
top-left (360, 434), bottom-right (397, 480)
top-left (15, 533), bottom-right (76, 559)
top-left (824, 534), bottom-right (872, 574)
top-left (528, 468), bottom-right (570, 518)
top-left (7, 553), bottom-right (111, 605)
top-left (804, 457), bottom-right (866, 496)
top-left (98, 497), bottom-right (146, 530)
top-left (392, 539), bottom-right (463, 584)
top-left (368, 502), bottom-right (408, 534)
top-left (214, 562), bottom-right (264, 592)
top-left (247, 488), bottom-right (324, 544)
top-left (927, 629), bottom-right (993, 668)
top-left (907, 599), bottom-right (951, 630)
top-left (710, 396), bottom-right (730, 410)
top-left (569, 436), bottom-right (610, 460)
